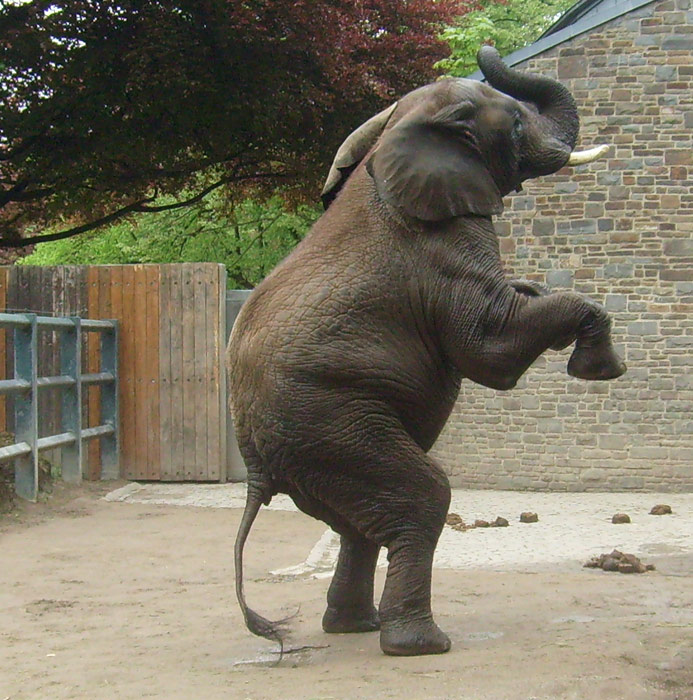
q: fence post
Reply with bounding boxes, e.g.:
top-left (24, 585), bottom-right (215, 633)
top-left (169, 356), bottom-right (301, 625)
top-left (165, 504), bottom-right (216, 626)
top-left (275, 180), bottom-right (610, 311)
top-left (14, 314), bottom-right (38, 501)
top-left (60, 317), bottom-right (82, 483)
top-left (100, 322), bottom-right (119, 479)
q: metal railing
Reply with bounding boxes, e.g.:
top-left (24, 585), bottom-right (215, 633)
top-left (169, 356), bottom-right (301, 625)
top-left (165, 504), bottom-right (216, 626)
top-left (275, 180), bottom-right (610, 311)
top-left (0, 312), bottom-right (119, 501)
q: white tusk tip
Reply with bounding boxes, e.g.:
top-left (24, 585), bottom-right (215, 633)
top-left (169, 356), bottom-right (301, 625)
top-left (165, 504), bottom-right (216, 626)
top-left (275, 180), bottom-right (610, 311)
top-left (567, 144), bottom-right (610, 166)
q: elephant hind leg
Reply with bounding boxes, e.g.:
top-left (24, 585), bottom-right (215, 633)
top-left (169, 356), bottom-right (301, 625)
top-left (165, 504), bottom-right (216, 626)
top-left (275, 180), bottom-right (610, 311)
top-left (322, 534), bottom-right (381, 633)
top-left (287, 490), bottom-right (380, 634)
top-left (288, 414), bottom-right (452, 655)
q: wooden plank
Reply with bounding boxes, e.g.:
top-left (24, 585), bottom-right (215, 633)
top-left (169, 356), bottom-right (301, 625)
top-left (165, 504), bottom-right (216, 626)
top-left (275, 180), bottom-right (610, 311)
top-left (0, 267), bottom-right (8, 431)
top-left (120, 265), bottom-right (137, 479)
top-left (168, 265), bottom-right (185, 480)
top-left (98, 266), bottom-right (114, 477)
top-left (4, 266), bottom-right (19, 435)
top-left (50, 268), bottom-right (67, 453)
top-left (193, 265), bottom-right (208, 480)
top-left (14, 264), bottom-right (32, 312)
top-left (108, 266), bottom-right (124, 479)
top-left (15, 267), bottom-right (32, 440)
top-left (133, 265), bottom-right (149, 479)
top-left (62, 267), bottom-right (89, 476)
top-left (145, 265), bottom-right (161, 480)
top-left (205, 265), bottom-right (222, 481)
top-left (217, 267), bottom-right (228, 482)
top-left (16, 266), bottom-right (31, 312)
top-left (181, 265), bottom-right (196, 479)
top-left (33, 268), bottom-right (47, 439)
top-left (47, 267), bottom-right (61, 444)
top-left (37, 267), bottom-right (58, 443)
top-left (158, 266), bottom-right (173, 479)
top-left (86, 266), bottom-right (101, 478)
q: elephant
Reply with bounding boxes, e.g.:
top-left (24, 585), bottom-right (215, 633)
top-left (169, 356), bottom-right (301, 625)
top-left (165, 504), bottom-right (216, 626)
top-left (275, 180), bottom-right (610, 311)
top-left (227, 46), bottom-right (626, 657)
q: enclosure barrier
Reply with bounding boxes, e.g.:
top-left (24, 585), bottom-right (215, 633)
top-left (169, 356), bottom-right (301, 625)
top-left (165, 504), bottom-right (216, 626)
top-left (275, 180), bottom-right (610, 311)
top-left (0, 312), bottom-right (119, 501)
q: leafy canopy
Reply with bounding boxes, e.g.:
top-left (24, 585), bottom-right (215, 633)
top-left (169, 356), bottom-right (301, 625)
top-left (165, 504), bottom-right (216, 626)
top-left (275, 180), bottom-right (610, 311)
top-left (20, 194), bottom-right (320, 289)
top-left (436, 0), bottom-right (575, 77)
top-left (1, 0), bottom-right (467, 248)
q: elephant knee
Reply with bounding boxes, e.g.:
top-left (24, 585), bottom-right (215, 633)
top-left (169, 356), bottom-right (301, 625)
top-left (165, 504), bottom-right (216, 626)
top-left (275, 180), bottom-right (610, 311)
top-left (422, 464), bottom-right (451, 532)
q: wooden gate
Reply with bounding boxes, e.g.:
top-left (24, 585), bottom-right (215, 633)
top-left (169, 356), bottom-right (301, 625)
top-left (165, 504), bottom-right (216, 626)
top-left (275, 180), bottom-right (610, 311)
top-left (0, 263), bottom-right (228, 482)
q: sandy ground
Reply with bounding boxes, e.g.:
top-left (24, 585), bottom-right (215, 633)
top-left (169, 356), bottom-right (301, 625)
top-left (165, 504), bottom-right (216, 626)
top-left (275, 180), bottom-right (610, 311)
top-left (1, 481), bottom-right (692, 700)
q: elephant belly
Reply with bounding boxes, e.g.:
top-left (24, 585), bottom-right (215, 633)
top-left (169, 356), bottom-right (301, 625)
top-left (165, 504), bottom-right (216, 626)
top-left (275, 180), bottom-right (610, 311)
top-left (227, 268), bottom-right (462, 479)
top-left (233, 345), bottom-right (461, 461)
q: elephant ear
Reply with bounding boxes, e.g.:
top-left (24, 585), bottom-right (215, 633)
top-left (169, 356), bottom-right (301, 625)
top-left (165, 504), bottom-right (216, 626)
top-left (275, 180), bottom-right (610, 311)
top-left (321, 102), bottom-right (398, 209)
top-left (366, 116), bottom-right (503, 221)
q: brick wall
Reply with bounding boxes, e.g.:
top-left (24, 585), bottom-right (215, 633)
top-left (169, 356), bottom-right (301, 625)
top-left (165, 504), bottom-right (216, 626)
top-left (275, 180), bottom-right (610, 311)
top-left (431, 0), bottom-right (693, 491)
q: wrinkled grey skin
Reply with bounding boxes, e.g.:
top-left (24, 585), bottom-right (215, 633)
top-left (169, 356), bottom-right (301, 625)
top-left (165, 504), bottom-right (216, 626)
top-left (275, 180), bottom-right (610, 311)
top-left (228, 47), bottom-right (626, 657)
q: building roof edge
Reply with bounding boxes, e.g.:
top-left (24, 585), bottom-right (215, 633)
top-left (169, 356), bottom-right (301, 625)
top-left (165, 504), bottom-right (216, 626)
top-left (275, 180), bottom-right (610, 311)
top-left (467, 0), bottom-right (657, 80)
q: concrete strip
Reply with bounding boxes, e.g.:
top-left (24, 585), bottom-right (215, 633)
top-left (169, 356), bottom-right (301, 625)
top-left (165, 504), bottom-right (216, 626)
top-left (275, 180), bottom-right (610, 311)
top-left (104, 482), bottom-right (693, 572)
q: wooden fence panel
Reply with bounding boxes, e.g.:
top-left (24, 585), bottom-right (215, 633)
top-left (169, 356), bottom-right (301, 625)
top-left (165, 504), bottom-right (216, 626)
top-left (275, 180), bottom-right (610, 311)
top-left (106, 266), bottom-right (125, 478)
top-left (0, 267), bottom-right (8, 432)
top-left (0, 263), bottom-right (227, 481)
top-left (193, 267), bottom-right (209, 480)
top-left (160, 265), bottom-right (185, 480)
top-left (133, 265), bottom-right (149, 479)
top-left (206, 265), bottom-right (224, 482)
top-left (145, 265), bottom-right (160, 480)
top-left (86, 266), bottom-right (101, 475)
top-left (158, 266), bottom-right (173, 478)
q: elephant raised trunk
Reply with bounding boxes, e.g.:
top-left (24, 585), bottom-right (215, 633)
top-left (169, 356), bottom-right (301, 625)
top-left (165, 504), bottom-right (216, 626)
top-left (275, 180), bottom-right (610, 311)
top-left (476, 45), bottom-right (604, 175)
top-left (477, 45), bottom-right (578, 148)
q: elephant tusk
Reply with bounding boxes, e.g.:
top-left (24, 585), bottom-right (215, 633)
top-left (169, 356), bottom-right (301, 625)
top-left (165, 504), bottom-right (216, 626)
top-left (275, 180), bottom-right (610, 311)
top-left (567, 144), bottom-right (609, 165)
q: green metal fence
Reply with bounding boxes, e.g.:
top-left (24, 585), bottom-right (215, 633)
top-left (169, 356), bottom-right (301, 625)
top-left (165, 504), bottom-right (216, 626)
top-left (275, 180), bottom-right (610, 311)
top-left (0, 312), bottom-right (119, 501)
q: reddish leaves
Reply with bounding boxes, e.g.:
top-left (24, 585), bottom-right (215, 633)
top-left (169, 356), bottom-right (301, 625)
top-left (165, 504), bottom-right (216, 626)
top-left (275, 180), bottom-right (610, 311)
top-left (0, 0), bottom-right (470, 246)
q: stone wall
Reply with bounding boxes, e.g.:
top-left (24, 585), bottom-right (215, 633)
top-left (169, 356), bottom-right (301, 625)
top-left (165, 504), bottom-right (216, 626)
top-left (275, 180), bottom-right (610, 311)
top-left (432, 0), bottom-right (693, 491)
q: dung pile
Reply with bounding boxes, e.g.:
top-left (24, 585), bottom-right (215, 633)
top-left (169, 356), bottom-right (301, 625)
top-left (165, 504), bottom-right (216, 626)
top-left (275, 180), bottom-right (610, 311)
top-left (445, 513), bottom-right (509, 531)
top-left (584, 549), bottom-right (655, 574)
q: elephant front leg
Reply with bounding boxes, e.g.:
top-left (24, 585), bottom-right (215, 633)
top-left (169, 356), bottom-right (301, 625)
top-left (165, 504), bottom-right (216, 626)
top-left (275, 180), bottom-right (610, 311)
top-left (563, 297), bottom-right (626, 381)
top-left (322, 534), bottom-right (381, 634)
top-left (465, 291), bottom-right (626, 389)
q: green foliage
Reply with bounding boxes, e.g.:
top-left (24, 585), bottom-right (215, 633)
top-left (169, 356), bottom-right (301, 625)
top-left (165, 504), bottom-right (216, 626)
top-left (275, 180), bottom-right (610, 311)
top-left (437, 0), bottom-right (575, 77)
top-left (20, 195), bottom-right (321, 289)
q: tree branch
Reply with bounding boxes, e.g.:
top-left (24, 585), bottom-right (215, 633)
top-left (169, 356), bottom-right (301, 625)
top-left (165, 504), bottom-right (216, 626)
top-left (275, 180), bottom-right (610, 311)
top-left (0, 170), bottom-right (297, 248)
top-left (135, 178), bottom-right (233, 213)
top-left (0, 182), bottom-right (55, 207)
top-left (0, 196), bottom-right (155, 248)
top-left (230, 211), bottom-right (285, 265)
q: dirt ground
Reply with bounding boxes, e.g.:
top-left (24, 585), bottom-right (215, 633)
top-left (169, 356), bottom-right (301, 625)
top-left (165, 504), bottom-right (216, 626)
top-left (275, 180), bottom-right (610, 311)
top-left (1, 483), bottom-right (692, 700)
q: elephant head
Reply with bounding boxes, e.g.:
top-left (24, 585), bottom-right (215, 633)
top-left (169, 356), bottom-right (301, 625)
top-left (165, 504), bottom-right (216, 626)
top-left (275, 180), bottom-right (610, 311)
top-left (321, 46), bottom-right (607, 220)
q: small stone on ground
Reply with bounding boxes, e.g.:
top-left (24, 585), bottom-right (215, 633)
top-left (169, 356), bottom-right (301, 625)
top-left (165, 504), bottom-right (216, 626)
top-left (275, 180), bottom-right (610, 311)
top-left (650, 504), bottom-right (672, 515)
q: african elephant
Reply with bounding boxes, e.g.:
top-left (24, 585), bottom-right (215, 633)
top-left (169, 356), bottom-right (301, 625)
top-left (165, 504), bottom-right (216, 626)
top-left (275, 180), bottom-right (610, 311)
top-left (228, 46), bottom-right (626, 657)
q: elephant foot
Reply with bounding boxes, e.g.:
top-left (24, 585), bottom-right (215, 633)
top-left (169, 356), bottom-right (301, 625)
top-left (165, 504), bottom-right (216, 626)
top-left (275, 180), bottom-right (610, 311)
top-left (322, 605), bottom-right (380, 634)
top-left (567, 341), bottom-right (626, 381)
top-left (379, 616), bottom-right (451, 656)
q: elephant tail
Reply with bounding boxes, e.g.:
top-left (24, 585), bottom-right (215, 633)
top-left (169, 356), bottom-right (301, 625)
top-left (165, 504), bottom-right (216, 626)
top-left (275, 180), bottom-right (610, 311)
top-left (234, 485), bottom-right (290, 656)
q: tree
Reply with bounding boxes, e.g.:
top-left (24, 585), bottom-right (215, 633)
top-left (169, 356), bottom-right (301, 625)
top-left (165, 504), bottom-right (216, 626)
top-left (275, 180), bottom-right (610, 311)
top-left (0, 0), bottom-right (469, 248)
top-left (19, 194), bottom-right (321, 288)
top-left (436, 0), bottom-right (574, 77)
